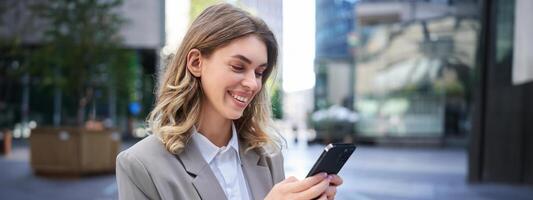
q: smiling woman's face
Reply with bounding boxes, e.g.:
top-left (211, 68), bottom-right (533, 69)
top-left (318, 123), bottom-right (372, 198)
top-left (197, 35), bottom-right (268, 120)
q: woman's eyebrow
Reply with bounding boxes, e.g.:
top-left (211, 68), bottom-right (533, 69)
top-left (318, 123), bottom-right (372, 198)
top-left (231, 54), bottom-right (267, 67)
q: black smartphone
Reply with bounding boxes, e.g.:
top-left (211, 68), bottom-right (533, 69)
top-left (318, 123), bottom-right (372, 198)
top-left (306, 143), bottom-right (356, 177)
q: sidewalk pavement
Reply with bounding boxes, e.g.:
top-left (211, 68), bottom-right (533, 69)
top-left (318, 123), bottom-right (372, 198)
top-left (0, 139), bottom-right (532, 200)
top-left (284, 141), bottom-right (533, 200)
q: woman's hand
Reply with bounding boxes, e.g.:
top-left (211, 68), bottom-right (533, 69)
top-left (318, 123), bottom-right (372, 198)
top-left (264, 173), bottom-right (342, 200)
top-left (324, 174), bottom-right (343, 200)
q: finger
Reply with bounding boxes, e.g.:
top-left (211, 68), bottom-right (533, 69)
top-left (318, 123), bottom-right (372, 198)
top-left (294, 178), bottom-right (330, 199)
top-left (325, 186), bottom-right (337, 199)
top-left (318, 192), bottom-right (328, 200)
top-left (285, 173), bottom-right (327, 192)
top-left (328, 175), bottom-right (343, 186)
top-left (283, 176), bottom-right (299, 183)
top-left (276, 176), bottom-right (299, 193)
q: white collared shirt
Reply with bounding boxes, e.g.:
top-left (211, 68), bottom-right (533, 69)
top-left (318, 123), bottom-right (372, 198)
top-left (191, 123), bottom-right (251, 200)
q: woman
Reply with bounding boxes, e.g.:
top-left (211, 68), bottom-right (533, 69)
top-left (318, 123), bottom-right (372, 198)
top-left (116, 3), bottom-right (343, 200)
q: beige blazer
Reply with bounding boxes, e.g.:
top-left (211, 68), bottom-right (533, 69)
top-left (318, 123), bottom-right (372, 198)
top-left (116, 134), bottom-right (285, 200)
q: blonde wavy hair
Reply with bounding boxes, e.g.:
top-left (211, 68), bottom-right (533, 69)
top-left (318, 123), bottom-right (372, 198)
top-left (147, 3), bottom-right (283, 155)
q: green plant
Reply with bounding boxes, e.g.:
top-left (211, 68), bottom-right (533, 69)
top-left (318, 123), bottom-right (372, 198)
top-left (29, 0), bottom-right (130, 125)
top-left (269, 81), bottom-right (283, 119)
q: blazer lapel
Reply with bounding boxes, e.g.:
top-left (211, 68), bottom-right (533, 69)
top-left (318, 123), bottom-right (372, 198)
top-left (177, 139), bottom-right (227, 200)
top-left (240, 144), bottom-right (273, 200)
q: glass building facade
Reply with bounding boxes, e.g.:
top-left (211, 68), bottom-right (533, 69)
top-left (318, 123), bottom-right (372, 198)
top-left (314, 0), bottom-right (357, 111)
top-left (315, 0), bottom-right (356, 59)
top-left (354, 0), bottom-right (480, 139)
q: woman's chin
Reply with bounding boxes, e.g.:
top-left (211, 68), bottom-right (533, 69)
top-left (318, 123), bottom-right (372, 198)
top-left (225, 110), bottom-right (244, 120)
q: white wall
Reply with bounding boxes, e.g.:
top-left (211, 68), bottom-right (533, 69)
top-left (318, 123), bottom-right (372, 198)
top-left (118, 0), bottom-right (165, 49)
top-left (513, 0), bottom-right (533, 85)
top-left (0, 0), bottom-right (165, 49)
top-left (327, 61), bottom-right (351, 106)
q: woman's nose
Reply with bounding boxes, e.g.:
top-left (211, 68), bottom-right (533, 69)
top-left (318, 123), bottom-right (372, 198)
top-left (242, 71), bottom-right (259, 90)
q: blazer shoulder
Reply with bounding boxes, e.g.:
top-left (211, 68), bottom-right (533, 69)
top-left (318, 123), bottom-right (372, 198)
top-left (116, 136), bottom-right (164, 199)
top-left (116, 135), bottom-right (176, 177)
top-left (121, 135), bottom-right (167, 157)
top-left (117, 135), bottom-right (202, 200)
top-left (262, 149), bottom-right (285, 184)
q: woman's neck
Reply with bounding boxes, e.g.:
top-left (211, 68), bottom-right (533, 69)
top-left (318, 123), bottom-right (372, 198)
top-left (196, 104), bottom-right (232, 147)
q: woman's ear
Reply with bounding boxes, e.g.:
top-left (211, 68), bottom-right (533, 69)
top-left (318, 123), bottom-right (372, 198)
top-left (187, 49), bottom-right (202, 77)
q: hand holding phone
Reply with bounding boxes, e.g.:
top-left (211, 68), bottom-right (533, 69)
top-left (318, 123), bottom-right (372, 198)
top-left (306, 143), bottom-right (356, 177)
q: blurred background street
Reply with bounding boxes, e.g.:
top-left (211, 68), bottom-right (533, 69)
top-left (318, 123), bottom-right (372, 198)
top-left (2, 139), bottom-right (533, 200)
top-left (1, 0), bottom-right (533, 199)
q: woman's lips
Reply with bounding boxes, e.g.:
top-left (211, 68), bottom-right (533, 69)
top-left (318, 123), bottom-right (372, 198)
top-left (228, 91), bottom-right (251, 108)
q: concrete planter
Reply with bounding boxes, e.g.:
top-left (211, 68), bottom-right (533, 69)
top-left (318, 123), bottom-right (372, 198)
top-left (30, 127), bottom-right (121, 176)
top-left (0, 129), bottom-right (12, 155)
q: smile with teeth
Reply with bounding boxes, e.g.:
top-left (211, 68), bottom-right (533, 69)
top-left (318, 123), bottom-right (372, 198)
top-left (230, 92), bottom-right (249, 103)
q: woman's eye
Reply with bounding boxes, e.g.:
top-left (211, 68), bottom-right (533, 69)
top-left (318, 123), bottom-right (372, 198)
top-left (255, 72), bottom-right (264, 78)
top-left (231, 65), bottom-right (244, 71)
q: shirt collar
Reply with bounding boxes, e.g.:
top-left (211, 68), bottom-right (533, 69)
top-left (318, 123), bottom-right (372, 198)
top-left (191, 122), bottom-right (241, 164)
top-left (227, 123), bottom-right (240, 153)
